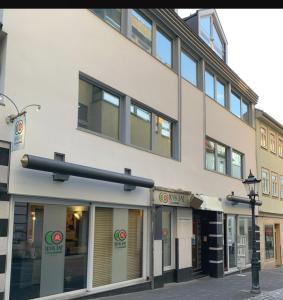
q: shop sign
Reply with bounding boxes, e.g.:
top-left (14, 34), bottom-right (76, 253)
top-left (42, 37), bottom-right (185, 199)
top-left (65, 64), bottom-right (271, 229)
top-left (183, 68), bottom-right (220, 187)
top-left (12, 114), bottom-right (26, 151)
top-left (154, 190), bottom-right (191, 207)
top-left (113, 229), bottom-right (127, 248)
top-left (44, 230), bottom-right (64, 255)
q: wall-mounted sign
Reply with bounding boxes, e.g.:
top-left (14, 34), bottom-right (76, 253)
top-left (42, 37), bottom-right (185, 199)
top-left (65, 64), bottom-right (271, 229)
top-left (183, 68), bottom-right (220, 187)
top-left (113, 229), bottom-right (127, 248)
top-left (44, 230), bottom-right (64, 255)
top-left (12, 114), bottom-right (26, 151)
top-left (154, 189), bottom-right (191, 207)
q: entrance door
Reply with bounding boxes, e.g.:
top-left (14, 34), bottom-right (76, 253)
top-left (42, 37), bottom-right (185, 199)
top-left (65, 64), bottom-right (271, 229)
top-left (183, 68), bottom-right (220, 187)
top-left (10, 202), bottom-right (89, 300)
top-left (275, 224), bottom-right (282, 266)
top-left (227, 215), bottom-right (237, 270)
top-left (192, 211), bottom-right (209, 275)
top-left (162, 207), bottom-right (175, 271)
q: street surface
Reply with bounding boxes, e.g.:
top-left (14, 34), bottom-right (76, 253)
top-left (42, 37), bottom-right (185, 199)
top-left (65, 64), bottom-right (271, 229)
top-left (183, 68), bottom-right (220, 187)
top-left (88, 267), bottom-right (283, 300)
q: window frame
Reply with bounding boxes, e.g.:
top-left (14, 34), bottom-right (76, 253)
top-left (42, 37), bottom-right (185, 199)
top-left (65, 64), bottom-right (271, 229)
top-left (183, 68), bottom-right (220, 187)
top-left (280, 175), bottom-right (283, 200)
top-left (271, 172), bottom-right (279, 197)
top-left (278, 136), bottom-right (283, 157)
top-left (155, 26), bottom-right (173, 68)
top-left (261, 168), bottom-right (270, 195)
top-left (231, 149), bottom-right (243, 179)
top-left (205, 137), bottom-right (228, 175)
top-left (269, 131), bottom-right (277, 155)
top-left (78, 74), bottom-right (123, 142)
top-left (260, 126), bottom-right (268, 149)
top-left (90, 9), bottom-right (122, 32)
top-left (180, 48), bottom-right (198, 87)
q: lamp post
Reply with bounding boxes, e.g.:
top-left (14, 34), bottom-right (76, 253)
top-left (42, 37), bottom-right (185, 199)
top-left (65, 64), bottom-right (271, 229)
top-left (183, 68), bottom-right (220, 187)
top-left (242, 170), bottom-right (261, 294)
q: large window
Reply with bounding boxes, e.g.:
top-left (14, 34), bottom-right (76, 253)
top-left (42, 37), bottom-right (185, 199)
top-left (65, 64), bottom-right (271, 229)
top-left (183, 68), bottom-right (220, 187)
top-left (93, 207), bottom-right (143, 287)
top-left (200, 15), bottom-right (224, 59)
top-left (78, 78), bottom-right (120, 140)
top-left (270, 132), bottom-right (276, 154)
top-left (230, 91), bottom-right (241, 118)
top-left (10, 203), bottom-right (89, 300)
top-left (232, 150), bottom-right (242, 179)
top-left (156, 28), bottom-right (172, 67)
top-left (154, 116), bottom-right (173, 158)
top-left (181, 51), bottom-right (197, 86)
top-left (205, 70), bottom-right (214, 99)
top-left (271, 172), bottom-right (278, 197)
top-left (92, 9), bottom-right (122, 31)
top-left (131, 10), bottom-right (152, 53)
top-left (260, 127), bottom-right (267, 148)
top-left (261, 168), bottom-right (270, 195)
top-left (265, 225), bottom-right (274, 259)
top-left (205, 138), bottom-right (227, 174)
top-left (130, 104), bottom-right (151, 150)
top-left (242, 101), bottom-right (249, 123)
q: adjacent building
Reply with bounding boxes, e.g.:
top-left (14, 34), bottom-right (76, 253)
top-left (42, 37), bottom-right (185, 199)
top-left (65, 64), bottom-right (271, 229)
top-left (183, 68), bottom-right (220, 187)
top-left (0, 8), bottom-right (258, 300)
top-left (256, 109), bottom-right (283, 269)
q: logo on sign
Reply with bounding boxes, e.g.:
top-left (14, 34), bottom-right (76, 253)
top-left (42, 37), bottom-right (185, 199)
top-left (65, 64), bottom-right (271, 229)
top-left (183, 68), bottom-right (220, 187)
top-left (45, 230), bottom-right (64, 254)
top-left (113, 229), bottom-right (127, 248)
top-left (15, 119), bottom-right (24, 135)
top-left (159, 192), bottom-right (169, 204)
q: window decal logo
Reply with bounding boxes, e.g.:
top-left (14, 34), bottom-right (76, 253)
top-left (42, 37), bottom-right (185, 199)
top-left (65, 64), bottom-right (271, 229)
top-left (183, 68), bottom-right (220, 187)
top-left (114, 229), bottom-right (127, 241)
top-left (44, 231), bottom-right (64, 254)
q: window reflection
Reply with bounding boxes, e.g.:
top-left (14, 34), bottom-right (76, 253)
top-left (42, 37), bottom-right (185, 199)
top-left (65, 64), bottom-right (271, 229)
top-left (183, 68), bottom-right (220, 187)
top-left (156, 28), bottom-right (172, 67)
top-left (131, 104), bottom-right (151, 150)
top-left (230, 92), bottom-right (241, 118)
top-left (131, 10), bottom-right (152, 53)
top-left (154, 116), bottom-right (172, 158)
top-left (92, 9), bottom-right (122, 31)
top-left (181, 51), bottom-right (197, 86)
top-left (205, 70), bottom-right (214, 98)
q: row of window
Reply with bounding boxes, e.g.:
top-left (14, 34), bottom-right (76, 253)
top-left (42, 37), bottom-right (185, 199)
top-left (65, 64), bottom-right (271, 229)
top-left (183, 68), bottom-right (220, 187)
top-left (78, 76), bottom-right (175, 159)
top-left (91, 9), bottom-right (251, 125)
top-left (204, 70), bottom-right (249, 123)
top-left (261, 168), bottom-right (283, 198)
top-left (205, 137), bottom-right (243, 179)
top-left (260, 126), bottom-right (283, 157)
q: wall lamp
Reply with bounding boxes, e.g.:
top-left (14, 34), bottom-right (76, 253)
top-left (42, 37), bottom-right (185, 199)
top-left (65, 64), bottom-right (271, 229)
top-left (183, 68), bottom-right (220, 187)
top-left (0, 93), bottom-right (41, 123)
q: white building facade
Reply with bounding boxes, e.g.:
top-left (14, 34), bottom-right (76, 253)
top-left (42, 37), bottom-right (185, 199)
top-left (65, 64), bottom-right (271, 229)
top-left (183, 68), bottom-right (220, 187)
top-left (0, 9), bottom-right (258, 300)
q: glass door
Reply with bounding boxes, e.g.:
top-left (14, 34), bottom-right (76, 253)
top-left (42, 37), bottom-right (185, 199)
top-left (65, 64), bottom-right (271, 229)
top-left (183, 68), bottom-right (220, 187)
top-left (192, 214), bottom-right (202, 272)
top-left (10, 202), bottom-right (89, 300)
top-left (227, 215), bottom-right (237, 270)
top-left (162, 207), bottom-right (174, 271)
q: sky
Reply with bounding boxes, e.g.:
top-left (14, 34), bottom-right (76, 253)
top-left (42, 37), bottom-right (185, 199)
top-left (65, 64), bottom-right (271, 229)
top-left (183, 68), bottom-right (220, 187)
top-left (178, 9), bottom-right (283, 124)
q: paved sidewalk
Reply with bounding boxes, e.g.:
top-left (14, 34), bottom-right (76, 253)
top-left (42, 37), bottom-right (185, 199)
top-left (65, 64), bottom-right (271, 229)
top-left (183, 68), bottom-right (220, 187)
top-left (90, 267), bottom-right (283, 300)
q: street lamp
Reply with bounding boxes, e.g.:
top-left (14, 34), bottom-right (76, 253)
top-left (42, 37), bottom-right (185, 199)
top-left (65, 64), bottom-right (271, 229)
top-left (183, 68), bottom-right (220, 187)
top-left (242, 170), bottom-right (261, 294)
top-left (0, 93), bottom-right (41, 123)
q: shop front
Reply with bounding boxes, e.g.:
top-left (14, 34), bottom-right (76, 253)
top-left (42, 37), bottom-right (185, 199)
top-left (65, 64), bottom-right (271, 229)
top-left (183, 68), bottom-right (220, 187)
top-left (7, 196), bottom-right (149, 300)
top-left (223, 214), bottom-right (253, 273)
top-left (152, 187), bottom-right (195, 288)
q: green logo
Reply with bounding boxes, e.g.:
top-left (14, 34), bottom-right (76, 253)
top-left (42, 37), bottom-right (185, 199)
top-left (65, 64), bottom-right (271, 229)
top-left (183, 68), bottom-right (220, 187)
top-left (114, 229), bottom-right (127, 241)
top-left (45, 231), bottom-right (64, 245)
top-left (159, 192), bottom-right (169, 203)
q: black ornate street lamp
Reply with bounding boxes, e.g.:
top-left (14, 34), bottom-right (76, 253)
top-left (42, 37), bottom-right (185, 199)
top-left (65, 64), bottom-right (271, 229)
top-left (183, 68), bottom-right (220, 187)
top-left (242, 170), bottom-right (261, 294)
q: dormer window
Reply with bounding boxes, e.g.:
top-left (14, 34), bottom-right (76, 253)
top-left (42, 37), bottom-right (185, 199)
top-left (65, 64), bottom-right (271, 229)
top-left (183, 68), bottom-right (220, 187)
top-left (200, 15), bottom-right (224, 59)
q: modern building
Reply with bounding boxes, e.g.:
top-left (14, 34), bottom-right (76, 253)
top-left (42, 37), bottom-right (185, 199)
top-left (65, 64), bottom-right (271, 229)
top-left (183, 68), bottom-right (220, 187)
top-left (256, 109), bottom-right (283, 269)
top-left (0, 8), bottom-right (258, 300)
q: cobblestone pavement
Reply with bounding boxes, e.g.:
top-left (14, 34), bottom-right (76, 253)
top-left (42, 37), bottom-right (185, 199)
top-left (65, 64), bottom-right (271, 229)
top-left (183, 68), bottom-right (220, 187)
top-left (86, 267), bottom-right (283, 300)
top-left (246, 288), bottom-right (283, 300)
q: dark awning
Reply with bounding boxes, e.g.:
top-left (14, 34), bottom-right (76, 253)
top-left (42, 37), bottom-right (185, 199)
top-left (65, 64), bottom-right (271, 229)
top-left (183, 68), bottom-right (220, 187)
top-left (21, 154), bottom-right (154, 189)
top-left (226, 195), bottom-right (262, 206)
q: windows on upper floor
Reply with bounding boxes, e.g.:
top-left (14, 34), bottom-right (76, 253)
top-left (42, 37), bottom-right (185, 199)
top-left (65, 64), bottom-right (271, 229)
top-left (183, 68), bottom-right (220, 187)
top-left (156, 27), bottom-right (173, 68)
top-left (261, 168), bottom-right (270, 195)
top-left (91, 9), bottom-right (122, 31)
top-left (260, 127), bottom-right (267, 148)
top-left (200, 14), bottom-right (225, 60)
top-left (278, 137), bottom-right (283, 157)
top-left (181, 50), bottom-right (197, 86)
top-left (269, 131), bottom-right (276, 154)
top-left (205, 137), bottom-right (244, 179)
top-left (78, 74), bottom-right (177, 160)
top-left (271, 172), bottom-right (278, 197)
top-left (230, 90), bottom-right (250, 123)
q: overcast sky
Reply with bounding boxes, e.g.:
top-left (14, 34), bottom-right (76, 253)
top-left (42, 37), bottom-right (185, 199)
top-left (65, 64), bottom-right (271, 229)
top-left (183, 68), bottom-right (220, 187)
top-left (178, 9), bottom-right (283, 124)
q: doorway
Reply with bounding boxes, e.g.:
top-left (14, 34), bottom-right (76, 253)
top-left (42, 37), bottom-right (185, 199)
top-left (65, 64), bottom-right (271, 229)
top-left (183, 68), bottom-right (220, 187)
top-left (192, 210), bottom-right (209, 276)
top-left (275, 224), bottom-right (282, 266)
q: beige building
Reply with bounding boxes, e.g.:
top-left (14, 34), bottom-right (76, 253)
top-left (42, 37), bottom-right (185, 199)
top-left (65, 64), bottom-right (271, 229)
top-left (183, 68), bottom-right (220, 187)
top-left (256, 109), bottom-right (283, 269)
top-left (0, 8), bottom-right (258, 300)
